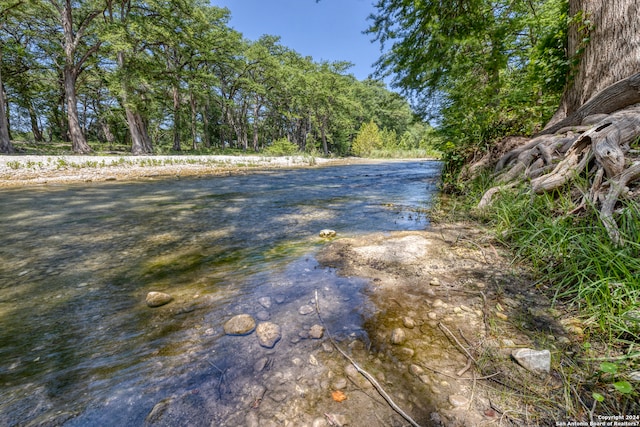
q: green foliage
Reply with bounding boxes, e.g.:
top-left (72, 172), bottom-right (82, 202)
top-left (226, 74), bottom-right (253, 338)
top-left (351, 120), bottom-right (382, 157)
top-left (368, 0), bottom-right (570, 181)
top-left (263, 137), bottom-right (299, 156)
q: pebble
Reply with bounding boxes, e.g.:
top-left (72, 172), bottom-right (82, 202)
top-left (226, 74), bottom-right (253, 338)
top-left (427, 312), bottom-right (438, 320)
top-left (298, 304), bottom-right (315, 315)
top-left (409, 364), bottom-right (424, 376)
top-left (268, 391), bottom-right (287, 402)
top-left (324, 413), bottom-right (347, 427)
top-left (146, 291), bottom-right (173, 308)
top-left (312, 418), bottom-right (328, 427)
top-left (432, 299), bottom-right (444, 308)
top-left (245, 411), bottom-right (259, 427)
top-left (459, 304), bottom-right (474, 313)
top-left (309, 354), bottom-right (319, 366)
top-left (402, 316), bottom-right (416, 328)
top-left (448, 394), bottom-right (470, 407)
top-left (390, 328), bottom-right (406, 345)
top-left (399, 347), bottom-right (414, 359)
top-left (333, 377), bottom-right (348, 389)
top-left (309, 324), bottom-right (325, 339)
top-left (256, 322), bottom-right (282, 348)
top-left (254, 357), bottom-right (269, 372)
top-left (344, 364), bottom-right (359, 380)
top-left (429, 277), bottom-right (441, 286)
top-left (223, 314), bottom-right (256, 335)
top-left (258, 296), bottom-right (272, 309)
top-left (256, 310), bottom-right (270, 321)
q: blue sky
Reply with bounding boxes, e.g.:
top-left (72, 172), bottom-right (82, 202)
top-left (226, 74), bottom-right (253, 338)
top-left (211, 0), bottom-right (383, 81)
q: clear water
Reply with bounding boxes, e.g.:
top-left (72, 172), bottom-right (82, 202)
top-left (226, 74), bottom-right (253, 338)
top-left (0, 160), bottom-right (441, 426)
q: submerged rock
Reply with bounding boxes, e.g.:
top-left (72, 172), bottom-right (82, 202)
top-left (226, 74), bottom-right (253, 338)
top-left (256, 322), bottom-right (281, 348)
top-left (402, 316), bottom-right (416, 328)
top-left (258, 296), bottom-right (272, 309)
top-left (146, 291), bottom-right (173, 307)
top-left (309, 324), bottom-right (325, 339)
top-left (512, 348), bottom-right (551, 374)
top-left (298, 304), bottom-right (315, 315)
top-left (223, 314), bottom-right (256, 336)
top-left (319, 229), bottom-right (337, 238)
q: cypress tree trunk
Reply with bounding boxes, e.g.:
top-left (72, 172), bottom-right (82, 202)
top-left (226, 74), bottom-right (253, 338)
top-left (117, 52), bottom-right (152, 155)
top-left (0, 50), bottom-right (13, 153)
top-left (172, 85), bottom-right (181, 151)
top-left (551, 0), bottom-right (640, 122)
top-left (64, 65), bottom-right (91, 153)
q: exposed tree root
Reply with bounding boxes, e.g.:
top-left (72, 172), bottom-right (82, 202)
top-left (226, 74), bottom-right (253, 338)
top-left (474, 75), bottom-right (640, 245)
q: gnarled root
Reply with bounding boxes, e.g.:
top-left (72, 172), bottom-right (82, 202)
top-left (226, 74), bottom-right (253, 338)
top-left (478, 99), bottom-right (640, 245)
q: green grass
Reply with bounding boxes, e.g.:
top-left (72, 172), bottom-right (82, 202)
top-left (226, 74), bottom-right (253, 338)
top-left (467, 183), bottom-right (640, 341)
top-left (432, 174), bottom-right (640, 415)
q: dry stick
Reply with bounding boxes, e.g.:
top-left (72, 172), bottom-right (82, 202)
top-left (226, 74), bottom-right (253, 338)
top-left (438, 322), bottom-right (476, 363)
top-left (421, 363), bottom-right (501, 381)
top-left (314, 289), bottom-right (422, 427)
top-left (456, 358), bottom-right (473, 377)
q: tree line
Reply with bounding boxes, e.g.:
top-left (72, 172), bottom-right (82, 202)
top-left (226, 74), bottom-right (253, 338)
top-left (0, 0), bottom-right (431, 155)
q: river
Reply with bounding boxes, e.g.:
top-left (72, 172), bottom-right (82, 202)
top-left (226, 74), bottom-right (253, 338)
top-left (0, 160), bottom-right (441, 426)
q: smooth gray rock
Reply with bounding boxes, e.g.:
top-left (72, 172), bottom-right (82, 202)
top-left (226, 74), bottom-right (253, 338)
top-left (298, 304), bottom-right (315, 315)
top-left (146, 291), bottom-right (173, 307)
top-left (223, 314), bottom-right (256, 336)
top-left (512, 348), bottom-right (551, 374)
top-left (258, 296), bottom-right (272, 309)
top-left (256, 310), bottom-right (270, 321)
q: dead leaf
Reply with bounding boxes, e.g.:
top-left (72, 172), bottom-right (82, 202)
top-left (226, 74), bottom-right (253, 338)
top-left (331, 390), bottom-right (347, 402)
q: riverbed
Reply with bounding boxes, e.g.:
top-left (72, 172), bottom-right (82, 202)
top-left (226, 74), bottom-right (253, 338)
top-left (0, 160), bottom-right (443, 426)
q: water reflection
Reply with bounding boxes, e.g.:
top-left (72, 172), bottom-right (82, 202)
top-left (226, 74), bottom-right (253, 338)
top-left (0, 160), bottom-right (440, 425)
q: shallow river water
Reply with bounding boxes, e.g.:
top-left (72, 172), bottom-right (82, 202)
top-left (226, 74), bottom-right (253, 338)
top-left (0, 160), bottom-right (441, 426)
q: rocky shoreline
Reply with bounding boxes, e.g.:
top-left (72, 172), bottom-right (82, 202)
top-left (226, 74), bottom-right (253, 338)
top-left (0, 154), bottom-right (355, 187)
top-left (141, 224), bottom-right (579, 425)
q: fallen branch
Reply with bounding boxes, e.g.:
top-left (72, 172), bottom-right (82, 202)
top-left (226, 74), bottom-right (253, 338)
top-left (314, 289), bottom-right (422, 427)
top-left (421, 363), bottom-right (501, 381)
top-left (438, 322), bottom-right (477, 363)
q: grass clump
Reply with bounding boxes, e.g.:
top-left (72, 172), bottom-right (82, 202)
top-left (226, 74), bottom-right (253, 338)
top-left (432, 173), bottom-right (640, 417)
top-left (481, 188), bottom-right (640, 342)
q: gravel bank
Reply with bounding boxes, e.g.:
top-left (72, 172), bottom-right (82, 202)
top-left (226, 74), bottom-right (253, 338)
top-left (0, 155), bottom-right (344, 187)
